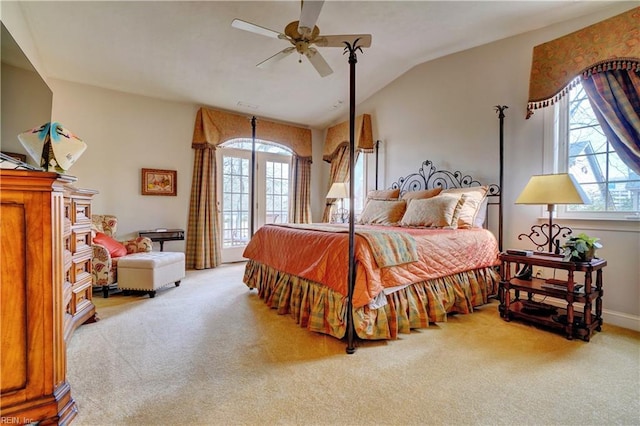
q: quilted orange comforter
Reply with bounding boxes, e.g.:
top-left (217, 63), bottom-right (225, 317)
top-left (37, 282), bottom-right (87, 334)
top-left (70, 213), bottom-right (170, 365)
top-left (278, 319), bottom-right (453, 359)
top-left (242, 223), bottom-right (499, 308)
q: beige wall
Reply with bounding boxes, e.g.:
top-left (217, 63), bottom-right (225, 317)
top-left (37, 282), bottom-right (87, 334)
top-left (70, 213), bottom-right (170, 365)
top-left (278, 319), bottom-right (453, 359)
top-left (50, 80), bottom-right (198, 250)
top-left (47, 80), bottom-right (329, 248)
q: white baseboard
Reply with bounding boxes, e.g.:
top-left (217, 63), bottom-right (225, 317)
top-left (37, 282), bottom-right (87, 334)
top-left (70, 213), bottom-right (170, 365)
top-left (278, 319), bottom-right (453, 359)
top-left (603, 309), bottom-right (640, 332)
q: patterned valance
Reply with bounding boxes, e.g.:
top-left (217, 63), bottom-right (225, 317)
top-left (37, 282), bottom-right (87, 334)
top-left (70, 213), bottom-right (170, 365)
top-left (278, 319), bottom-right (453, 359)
top-left (192, 107), bottom-right (312, 159)
top-left (323, 114), bottom-right (373, 162)
top-left (526, 7), bottom-right (640, 118)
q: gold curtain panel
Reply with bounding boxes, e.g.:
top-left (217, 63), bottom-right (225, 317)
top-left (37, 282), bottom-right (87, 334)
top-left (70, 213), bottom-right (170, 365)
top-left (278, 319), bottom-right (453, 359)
top-left (323, 114), bottom-right (374, 162)
top-left (527, 7), bottom-right (640, 117)
top-left (192, 107), bottom-right (312, 159)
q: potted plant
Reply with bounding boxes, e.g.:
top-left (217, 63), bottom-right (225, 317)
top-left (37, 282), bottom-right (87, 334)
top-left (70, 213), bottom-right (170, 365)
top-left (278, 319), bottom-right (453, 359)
top-left (561, 233), bottom-right (603, 262)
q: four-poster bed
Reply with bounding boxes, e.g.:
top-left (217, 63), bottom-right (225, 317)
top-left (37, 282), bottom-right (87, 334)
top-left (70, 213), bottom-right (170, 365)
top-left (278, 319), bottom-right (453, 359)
top-left (242, 159), bottom-right (503, 342)
top-left (241, 32), bottom-right (507, 352)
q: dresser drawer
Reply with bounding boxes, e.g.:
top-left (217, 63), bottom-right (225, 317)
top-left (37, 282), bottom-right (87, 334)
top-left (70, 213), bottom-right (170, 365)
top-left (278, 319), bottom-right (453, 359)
top-left (72, 198), bottom-right (92, 226)
top-left (71, 279), bottom-right (93, 315)
top-left (70, 250), bottom-right (92, 284)
top-left (71, 229), bottom-right (92, 254)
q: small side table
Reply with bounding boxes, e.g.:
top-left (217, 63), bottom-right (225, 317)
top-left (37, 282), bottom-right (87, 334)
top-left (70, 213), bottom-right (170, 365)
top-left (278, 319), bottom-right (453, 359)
top-left (499, 252), bottom-right (606, 341)
top-left (138, 229), bottom-right (185, 251)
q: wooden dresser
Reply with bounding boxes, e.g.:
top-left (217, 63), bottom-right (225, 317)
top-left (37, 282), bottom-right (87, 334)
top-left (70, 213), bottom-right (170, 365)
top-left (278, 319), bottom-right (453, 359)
top-left (0, 170), bottom-right (97, 425)
top-left (64, 186), bottom-right (98, 340)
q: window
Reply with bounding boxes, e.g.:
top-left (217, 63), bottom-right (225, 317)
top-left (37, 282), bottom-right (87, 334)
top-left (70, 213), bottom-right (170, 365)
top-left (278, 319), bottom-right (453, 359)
top-left (555, 82), bottom-right (639, 218)
top-left (218, 138), bottom-right (292, 262)
top-left (342, 154), bottom-right (366, 215)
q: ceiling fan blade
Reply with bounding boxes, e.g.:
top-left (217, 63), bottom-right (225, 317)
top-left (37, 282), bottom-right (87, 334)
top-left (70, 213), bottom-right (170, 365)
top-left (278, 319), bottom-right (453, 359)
top-left (257, 47), bottom-right (296, 69)
top-left (314, 34), bottom-right (372, 48)
top-left (298, 0), bottom-right (324, 37)
top-left (232, 19), bottom-right (286, 40)
top-left (305, 47), bottom-right (332, 77)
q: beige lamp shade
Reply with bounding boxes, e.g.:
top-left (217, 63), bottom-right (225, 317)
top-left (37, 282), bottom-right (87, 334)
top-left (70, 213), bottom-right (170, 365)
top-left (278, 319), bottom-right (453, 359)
top-left (326, 182), bottom-right (349, 199)
top-left (515, 173), bottom-right (590, 205)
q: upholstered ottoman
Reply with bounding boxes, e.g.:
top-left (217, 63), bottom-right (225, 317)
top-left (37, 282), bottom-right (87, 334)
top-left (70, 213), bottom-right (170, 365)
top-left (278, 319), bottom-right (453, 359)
top-left (117, 252), bottom-right (185, 298)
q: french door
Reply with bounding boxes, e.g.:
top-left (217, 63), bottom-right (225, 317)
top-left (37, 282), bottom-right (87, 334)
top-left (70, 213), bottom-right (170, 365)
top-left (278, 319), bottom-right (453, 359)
top-left (218, 148), bottom-right (291, 262)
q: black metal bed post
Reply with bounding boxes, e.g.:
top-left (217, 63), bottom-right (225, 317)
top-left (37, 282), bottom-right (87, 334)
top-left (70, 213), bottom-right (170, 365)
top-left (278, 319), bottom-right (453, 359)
top-left (250, 116), bottom-right (257, 238)
top-left (345, 40), bottom-right (363, 355)
top-left (495, 105), bottom-right (507, 253)
top-left (375, 140), bottom-right (380, 190)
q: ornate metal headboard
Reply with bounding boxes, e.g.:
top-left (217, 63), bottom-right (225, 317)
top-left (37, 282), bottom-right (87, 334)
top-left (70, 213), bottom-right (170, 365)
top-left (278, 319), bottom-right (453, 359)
top-left (390, 160), bottom-right (500, 197)
top-left (389, 160), bottom-right (502, 250)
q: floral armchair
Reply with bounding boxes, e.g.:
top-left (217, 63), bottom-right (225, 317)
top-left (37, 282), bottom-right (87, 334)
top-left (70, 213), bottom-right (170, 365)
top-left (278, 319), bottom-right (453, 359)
top-left (91, 214), bottom-right (152, 298)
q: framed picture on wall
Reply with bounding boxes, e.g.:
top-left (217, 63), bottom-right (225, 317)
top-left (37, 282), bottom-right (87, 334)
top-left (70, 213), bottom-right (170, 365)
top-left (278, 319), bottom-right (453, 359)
top-left (141, 168), bottom-right (177, 196)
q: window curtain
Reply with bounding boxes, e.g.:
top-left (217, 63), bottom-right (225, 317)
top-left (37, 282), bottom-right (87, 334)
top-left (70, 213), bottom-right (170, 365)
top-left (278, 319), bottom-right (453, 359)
top-left (526, 7), bottom-right (639, 118)
top-left (290, 156), bottom-right (312, 223)
top-left (581, 69), bottom-right (640, 175)
top-left (188, 107), bottom-right (313, 268)
top-left (524, 7), bottom-right (640, 174)
top-left (322, 144), bottom-right (359, 222)
top-left (323, 114), bottom-right (374, 161)
top-left (321, 114), bottom-right (373, 222)
top-left (193, 107), bottom-right (313, 156)
top-left (185, 145), bottom-right (220, 269)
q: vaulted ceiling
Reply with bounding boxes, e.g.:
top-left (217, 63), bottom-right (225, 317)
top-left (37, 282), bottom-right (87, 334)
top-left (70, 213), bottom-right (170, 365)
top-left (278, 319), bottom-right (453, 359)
top-left (13, 1), bottom-right (634, 128)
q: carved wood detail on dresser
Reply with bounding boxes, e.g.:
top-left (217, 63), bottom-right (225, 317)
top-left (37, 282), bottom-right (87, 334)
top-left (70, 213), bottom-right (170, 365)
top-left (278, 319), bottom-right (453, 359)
top-left (64, 186), bottom-right (99, 340)
top-left (0, 170), bottom-right (97, 425)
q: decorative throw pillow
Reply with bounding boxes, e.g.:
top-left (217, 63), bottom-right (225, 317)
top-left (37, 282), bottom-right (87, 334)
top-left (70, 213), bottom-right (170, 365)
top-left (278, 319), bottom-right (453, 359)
top-left (93, 232), bottom-right (127, 258)
top-left (473, 197), bottom-right (489, 228)
top-left (358, 199), bottom-right (407, 225)
top-left (401, 187), bottom-right (443, 205)
top-left (399, 195), bottom-right (465, 228)
top-left (441, 186), bottom-right (489, 228)
top-left (367, 188), bottom-right (400, 200)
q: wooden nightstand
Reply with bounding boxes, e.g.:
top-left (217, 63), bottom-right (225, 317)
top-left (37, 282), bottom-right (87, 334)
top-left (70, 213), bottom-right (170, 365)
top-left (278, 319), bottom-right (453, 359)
top-left (498, 252), bottom-right (606, 342)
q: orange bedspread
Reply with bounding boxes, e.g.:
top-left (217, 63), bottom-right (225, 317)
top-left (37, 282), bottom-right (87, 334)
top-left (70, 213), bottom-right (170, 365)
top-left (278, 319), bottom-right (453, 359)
top-left (242, 224), bottom-right (500, 309)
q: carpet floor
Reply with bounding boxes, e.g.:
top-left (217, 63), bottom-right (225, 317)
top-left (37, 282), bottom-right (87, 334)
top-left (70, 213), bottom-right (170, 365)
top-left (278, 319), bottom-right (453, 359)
top-left (67, 263), bottom-right (640, 425)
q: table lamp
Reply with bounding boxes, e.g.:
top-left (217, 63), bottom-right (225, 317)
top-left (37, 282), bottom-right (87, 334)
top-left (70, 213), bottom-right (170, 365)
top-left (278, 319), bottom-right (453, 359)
top-left (515, 173), bottom-right (590, 253)
top-left (326, 182), bottom-right (349, 223)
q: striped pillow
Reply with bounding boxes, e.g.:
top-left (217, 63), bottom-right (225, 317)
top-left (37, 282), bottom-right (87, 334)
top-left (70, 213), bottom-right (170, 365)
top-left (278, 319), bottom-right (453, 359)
top-left (441, 186), bottom-right (489, 228)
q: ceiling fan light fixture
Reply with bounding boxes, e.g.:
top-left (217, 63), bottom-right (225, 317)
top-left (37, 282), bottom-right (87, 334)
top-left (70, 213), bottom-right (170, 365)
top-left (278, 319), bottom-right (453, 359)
top-left (231, 0), bottom-right (371, 78)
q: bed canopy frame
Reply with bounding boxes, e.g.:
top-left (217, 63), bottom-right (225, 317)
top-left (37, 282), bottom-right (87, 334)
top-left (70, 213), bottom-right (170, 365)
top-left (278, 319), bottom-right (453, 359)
top-left (243, 38), bottom-right (507, 354)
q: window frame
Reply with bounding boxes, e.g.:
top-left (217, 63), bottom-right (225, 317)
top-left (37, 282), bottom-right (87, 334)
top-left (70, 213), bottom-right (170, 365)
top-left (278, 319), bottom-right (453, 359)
top-left (544, 83), bottom-right (640, 222)
top-left (345, 153), bottom-right (366, 216)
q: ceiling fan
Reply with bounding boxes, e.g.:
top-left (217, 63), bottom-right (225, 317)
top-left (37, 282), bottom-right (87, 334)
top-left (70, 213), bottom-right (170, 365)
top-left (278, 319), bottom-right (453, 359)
top-left (231, 0), bottom-right (372, 77)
